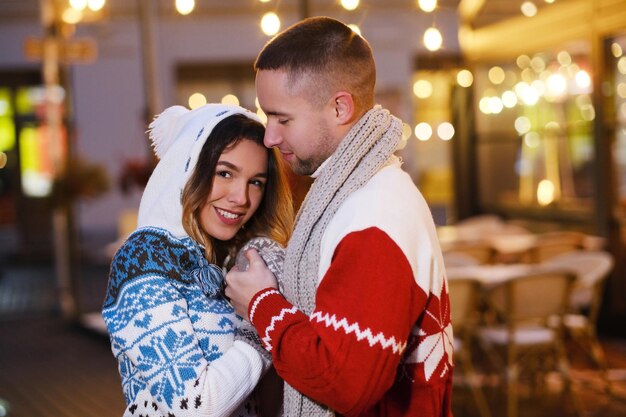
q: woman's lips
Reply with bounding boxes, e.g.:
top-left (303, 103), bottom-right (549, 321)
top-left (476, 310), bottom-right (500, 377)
top-left (215, 207), bottom-right (243, 225)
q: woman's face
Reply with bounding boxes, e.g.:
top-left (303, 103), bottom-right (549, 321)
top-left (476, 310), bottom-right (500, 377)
top-left (199, 139), bottom-right (268, 241)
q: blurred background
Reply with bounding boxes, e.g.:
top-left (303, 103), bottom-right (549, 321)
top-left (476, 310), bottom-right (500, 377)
top-left (1, 0), bottom-right (626, 416)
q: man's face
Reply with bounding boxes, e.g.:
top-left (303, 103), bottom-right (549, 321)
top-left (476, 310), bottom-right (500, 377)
top-left (256, 69), bottom-right (339, 176)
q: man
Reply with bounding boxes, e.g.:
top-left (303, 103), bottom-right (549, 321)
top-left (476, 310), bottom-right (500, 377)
top-left (225, 16), bottom-right (453, 417)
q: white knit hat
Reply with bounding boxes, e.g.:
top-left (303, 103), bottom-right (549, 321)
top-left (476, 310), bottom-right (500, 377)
top-left (137, 103), bottom-right (262, 238)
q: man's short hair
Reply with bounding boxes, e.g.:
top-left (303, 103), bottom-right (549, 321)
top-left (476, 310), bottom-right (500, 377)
top-left (254, 16), bottom-right (376, 111)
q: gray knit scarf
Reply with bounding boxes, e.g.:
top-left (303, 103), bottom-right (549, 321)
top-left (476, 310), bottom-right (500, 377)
top-left (280, 105), bottom-right (402, 417)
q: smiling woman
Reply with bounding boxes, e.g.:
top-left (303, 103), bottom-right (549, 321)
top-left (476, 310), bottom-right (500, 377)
top-left (101, 103), bottom-right (294, 417)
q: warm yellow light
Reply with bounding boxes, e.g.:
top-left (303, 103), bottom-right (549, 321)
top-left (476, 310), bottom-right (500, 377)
top-left (188, 92), bottom-right (206, 109)
top-left (401, 123), bottom-right (412, 141)
top-left (479, 97), bottom-right (491, 114)
top-left (530, 56), bottom-right (546, 73)
top-left (255, 97), bottom-right (261, 109)
top-left (575, 70), bottom-right (591, 89)
top-left (514, 116), bottom-right (532, 134)
top-left (414, 123), bottom-right (432, 141)
top-left (418, 0), bottom-right (437, 13)
top-left (87, 0), bottom-right (105, 11)
top-left (502, 90), bottom-right (518, 108)
top-left (70, 0), bottom-right (88, 11)
top-left (437, 122), bottom-right (454, 140)
top-left (261, 12), bottom-right (281, 36)
top-left (62, 7), bottom-right (83, 24)
top-left (341, 0), bottom-right (360, 11)
top-left (537, 179), bottom-right (555, 206)
top-left (348, 24), bottom-right (361, 36)
top-left (580, 104), bottom-right (595, 121)
top-left (413, 79), bottom-right (433, 99)
top-left (516, 55), bottom-right (531, 69)
top-left (524, 132), bottom-right (540, 148)
top-left (521, 1), bottom-right (538, 17)
top-left (221, 94), bottom-right (240, 106)
top-left (488, 97), bottom-right (503, 114)
top-left (611, 43), bottom-right (623, 58)
top-left (557, 51), bottom-right (571, 66)
top-left (546, 73), bottom-right (567, 97)
top-left (0, 152), bottom-right (6, 169)
top-left (515, 82), bottom-right (539, 105)
top-left (488, 66), bottom-right (505, 85)
top-left (259, 0), bottom-right (271, 2)
top-left (256, 108), bottom-right (267, 124)
top-left (423, 27), bottom-right (442, 52)
top-left (176, 0), bottom-right (194, 15)
top-left (456, 69), bottom-right (473, 87)
top-left (618, 57), bottom-right (626, 75)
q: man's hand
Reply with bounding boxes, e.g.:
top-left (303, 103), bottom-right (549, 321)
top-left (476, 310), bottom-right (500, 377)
top-left (225, 249), bottom-right (278, 321)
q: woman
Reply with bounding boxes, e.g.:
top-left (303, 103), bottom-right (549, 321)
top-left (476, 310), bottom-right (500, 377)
top-left (102, 103), bottom-right (293, 417)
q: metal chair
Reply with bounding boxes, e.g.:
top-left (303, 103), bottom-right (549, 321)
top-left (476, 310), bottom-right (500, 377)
top-left (448, 278), bottom-right (492, 417)
top-left (478, 271), bottom-right (577, 417)
top-left (541, 250), bottom-right (615, 394)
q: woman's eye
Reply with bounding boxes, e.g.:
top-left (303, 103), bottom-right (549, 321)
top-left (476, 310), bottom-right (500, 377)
top-left (216, 170), bottom-right (231, 178)
top-left (278, 119), bottom-right (289, 125)
top-left (250, 179), bottom-right (266, 188)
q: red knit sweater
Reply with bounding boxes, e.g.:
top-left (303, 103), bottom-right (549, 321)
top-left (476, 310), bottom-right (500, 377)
top-left (249, 227), bottom-right (454, 417)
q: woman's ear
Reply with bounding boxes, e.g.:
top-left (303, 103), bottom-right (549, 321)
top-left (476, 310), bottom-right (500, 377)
top-left (332, 91), bottom-right (355, 125)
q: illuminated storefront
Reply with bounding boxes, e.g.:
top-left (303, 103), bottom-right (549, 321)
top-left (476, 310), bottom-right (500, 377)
top-left (457, 0), bottom-right (626, 327)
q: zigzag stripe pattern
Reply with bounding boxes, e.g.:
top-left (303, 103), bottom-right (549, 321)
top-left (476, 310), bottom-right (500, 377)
top-left (310, 311), bottom-right (407, 355)
top-left (262, 306), bottom-right (298, 351)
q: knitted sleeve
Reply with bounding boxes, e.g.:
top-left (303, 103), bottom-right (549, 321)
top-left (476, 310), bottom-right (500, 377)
top-left (248, 227), bottom-right (427, 416)
top-left (102, 229), bottom-right (266, 417)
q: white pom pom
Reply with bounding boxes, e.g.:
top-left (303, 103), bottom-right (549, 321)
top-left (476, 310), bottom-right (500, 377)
top-left (147, 105), bottom-right (189, 158)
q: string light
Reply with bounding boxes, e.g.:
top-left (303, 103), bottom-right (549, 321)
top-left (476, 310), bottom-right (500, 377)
top-left (261, 12), bottom-right (280, 36)
top-left (415, 123), bottom-right (433, 141)
top-left (418, 0), bottom-right (437, 13)
top-left (188, 92), bottom-right (206, 109)
top-left (175, 0), bottom-right (195, 15)
top-left (87, 0), bottom-right (105, 11)
top-left (69, 0), bottom-right (88, 10)
top-left (221, 94), bottom-right (240, 106)
top-left (521, 1), bottom-right (538, 17)
top-left (456, 69), bottom-right (473, 87)
top-left (348, 24), bottom-right (362, 36)
top-left (423, 27), bottom-right (442, 51)
top-left (340, 0), bottom-right (360, 11)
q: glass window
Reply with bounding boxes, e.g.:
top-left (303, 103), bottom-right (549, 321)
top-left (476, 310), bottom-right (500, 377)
top-left (473, 45), bottom-right (595, 216)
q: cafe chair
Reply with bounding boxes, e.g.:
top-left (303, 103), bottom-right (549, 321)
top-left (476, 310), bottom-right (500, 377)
top-left (478, 271), bottom-right (578, 417)
top-left (525, 231), bottom-right (585, 263)
top-left (448, 278), bottom-right (492, 417)
top-left (443, 251), bottom-right (481, 268)
top-left (541, 250), bottom-right (616, 394)
top-left (443, 243), bottom-right (495, 265)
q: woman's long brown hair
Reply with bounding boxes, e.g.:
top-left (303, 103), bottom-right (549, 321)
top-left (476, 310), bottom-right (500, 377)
top-left (181, 113), bottom-right (294, 266)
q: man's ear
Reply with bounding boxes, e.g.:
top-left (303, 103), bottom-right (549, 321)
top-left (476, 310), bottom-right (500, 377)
top-left (332, 91), bottom-right (355, 125)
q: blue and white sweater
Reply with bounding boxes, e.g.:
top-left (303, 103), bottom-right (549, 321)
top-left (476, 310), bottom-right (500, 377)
top-left (103, 227), bottom-right (266, 417)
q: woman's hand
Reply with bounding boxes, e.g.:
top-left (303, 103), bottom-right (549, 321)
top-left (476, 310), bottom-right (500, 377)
top-left (225, 249), bottom-right (278, 321)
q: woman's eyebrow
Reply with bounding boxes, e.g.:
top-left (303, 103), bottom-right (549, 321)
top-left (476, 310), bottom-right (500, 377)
top-left (217, 160), bottom-right (268, 178)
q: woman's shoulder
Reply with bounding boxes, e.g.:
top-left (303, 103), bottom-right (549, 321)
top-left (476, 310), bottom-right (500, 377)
top-left (110, 227), bottom-right (200, 284)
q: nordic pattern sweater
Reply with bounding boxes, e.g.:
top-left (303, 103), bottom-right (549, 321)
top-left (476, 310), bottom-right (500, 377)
top-left (248, 160), bottom-right (454, 417)
top-left (102, 227), bottom-right (265, 417)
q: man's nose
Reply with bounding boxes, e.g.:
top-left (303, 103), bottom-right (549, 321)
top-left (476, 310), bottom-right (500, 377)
top-left (263, 123), bottom-right (282, 148)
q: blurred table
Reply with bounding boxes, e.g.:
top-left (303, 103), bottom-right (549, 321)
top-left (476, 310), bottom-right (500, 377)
top-left (446, 263), bottom-right (550, 288)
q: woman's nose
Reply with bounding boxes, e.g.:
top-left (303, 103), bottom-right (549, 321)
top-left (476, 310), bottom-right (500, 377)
top-left (228, 182), bottom-right (249, 206)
